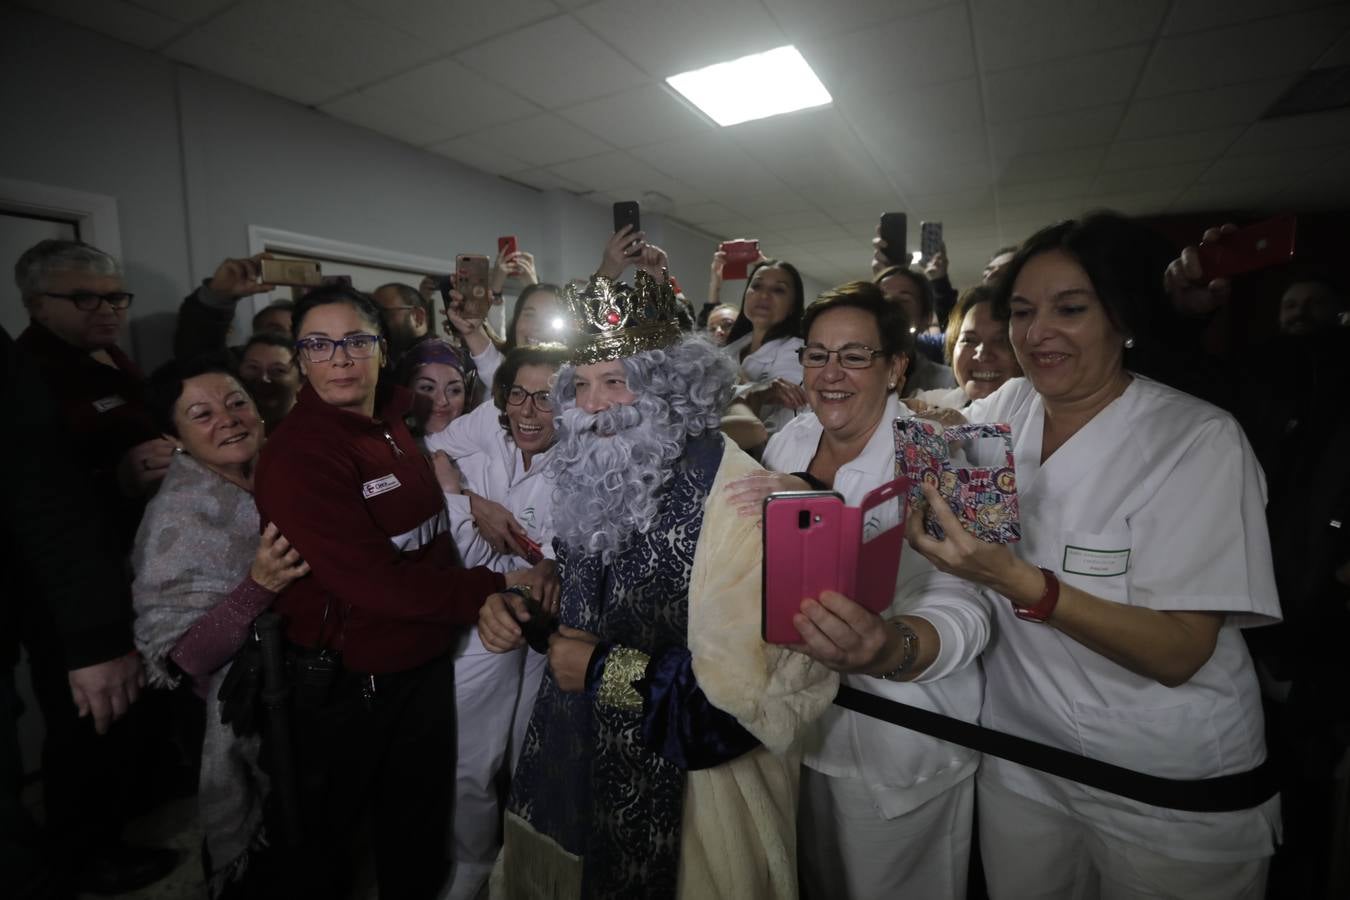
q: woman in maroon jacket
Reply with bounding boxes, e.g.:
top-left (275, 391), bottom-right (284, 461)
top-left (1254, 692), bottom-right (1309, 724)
top-left (254, 284), bottom-right (555, 899)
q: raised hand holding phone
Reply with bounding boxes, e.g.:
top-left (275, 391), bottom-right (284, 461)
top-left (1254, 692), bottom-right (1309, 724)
top-left (598, 225), bottom-right (645, 279)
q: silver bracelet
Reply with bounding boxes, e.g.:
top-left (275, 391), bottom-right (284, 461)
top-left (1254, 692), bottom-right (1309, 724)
top-left (873, 619), bottom-right (919, 682)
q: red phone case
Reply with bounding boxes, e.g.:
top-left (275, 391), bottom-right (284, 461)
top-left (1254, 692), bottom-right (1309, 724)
top-left (1197, 214), bottom-right (1296, 279)
top-left (498, 235), bottom-right (518, 258)
top-left (761, 479), bottom-right (909, 644)
top-left (517, 533), bottom-right (543, 565)
top-left (719, 239), bottom-right (760, 280)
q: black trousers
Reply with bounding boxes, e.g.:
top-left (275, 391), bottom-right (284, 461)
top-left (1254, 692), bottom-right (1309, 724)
top-left (266, 651), bottom-right (456, 900)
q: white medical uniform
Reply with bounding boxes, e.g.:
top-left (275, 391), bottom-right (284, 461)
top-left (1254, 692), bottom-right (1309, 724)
top-left (763, 394), bottom-right (991, 900)
top-left (964, 376), bottom-right (1282, 898)
top-left (425, 400), bottom-right (555, 900)
top-left (724, 333), bottom-right (805, 435)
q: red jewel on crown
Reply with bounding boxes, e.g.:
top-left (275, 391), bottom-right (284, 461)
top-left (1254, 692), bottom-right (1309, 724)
top-left (605, 308), bottom-right (621, 326)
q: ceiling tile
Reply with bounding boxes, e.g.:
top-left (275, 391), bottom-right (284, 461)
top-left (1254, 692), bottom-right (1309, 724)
top-left (1198, 146), bottom-right (1339, 183)
top-left (546, 150), bottom-right (673, 192)
top-left (1170, 180), bottom-right (1284, 213)
top-left (575, 0), bottom-right (785, 77)
top-left (1116, 78), bottom-right (1293, 140)
top-left (800, 3), bottom-right (976, 100)
top-left (347, 0), bottom-right (557, 52)
top-left (1227, 108), bottom-right (1350, 155)
top-left (795, 171), bottom-right (904, 209)
top-left (163, 0), bottom-right (442, 105)
top-left (983, 46), bottom-right (1149, 122)
top-left (474, 113), bottom-right (612, 166)
top-left (864, 126), bottom-right (991, 182)
top-left (1137, 5), bottom-right (1350, 98)
top-left (1101, 128), bottom-right (1243, 171)
top-left (988, 105), bottom-right (1125, 159)
top-left (764, 0), bottom-right (953, 42)
top-left (724, 193), bottom-right (817, 217)
top-left (907, 187), bottom-right (996, 211)
top-left (455, 14), bottom-right (648, 107)
top-left (907, 206), bottom-right (999, 230)
top-left (671, 201), bottom-right (740, 224)
top-left (1091, 163), bottom-right (1206, 195)
top-left (509, 168), bottom-right (589, 193)
top-left (320, 58), bottom-right (538, 146)
top-left (732, 108), bottom-right (887, 185)
top-left (631, 133), bottom-right (787, 195)
top-left (996, 177), bottom-right (1095, 205)
top-left (1163, 0), bottom-right (1343, 35)
top-left (558, 84), bottom-right (715, 148)
top-left (973, 0), bottom-right (1169, 72)
top-left (839, 77), bottom-right (985, 140)
top-left (777, 223), bottom-right (851, 244)
top-left (995, 146), bottom-right (1107, 185)
top-left (23, 0), bottom-right (189, 48)
top-left (426, 136), bottom-right (533, 175)
top-left (893, 161), bottom-right (995, 196)
top-left (1081, 189), bottom-right (1181, 216)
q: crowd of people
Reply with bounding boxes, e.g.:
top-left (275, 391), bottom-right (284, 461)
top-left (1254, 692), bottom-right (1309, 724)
top-left (3, 203), bottom-right (1347, 900)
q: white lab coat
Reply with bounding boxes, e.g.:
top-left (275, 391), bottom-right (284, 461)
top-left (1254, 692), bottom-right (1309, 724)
top-left (425, 401), bottom-right (554, 900)
top-left (965, 375), bottom-right (1282, 864)
top-left (470, 342), bottom-right (503, 399)
top-left (763, 394), bottom-right (990, 899)
top-left (725, 333), bottom-right (805, 435)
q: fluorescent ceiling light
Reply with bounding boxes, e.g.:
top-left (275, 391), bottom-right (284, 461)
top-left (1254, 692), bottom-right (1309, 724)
top-left (666, 45), bottom-right (832, 127)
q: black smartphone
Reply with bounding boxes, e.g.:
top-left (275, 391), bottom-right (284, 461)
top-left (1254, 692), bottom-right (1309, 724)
top-left (879, 212), bottom-right (908, 266)
top-left (613, 201), bottom-right (641, 241)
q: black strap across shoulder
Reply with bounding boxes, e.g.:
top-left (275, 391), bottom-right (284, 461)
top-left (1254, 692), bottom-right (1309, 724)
top-left (833, 685), bottom-right (1278, 813)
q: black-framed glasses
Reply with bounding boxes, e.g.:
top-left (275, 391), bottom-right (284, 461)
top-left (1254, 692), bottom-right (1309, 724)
top-left (43, 291), bottom-right (134, 311)
top-left (295, 333), bottom-right (380, 363)
top-left (505, 386), bottom-right (553, 411)
top-left (797, 344), bottom-right (886, 369)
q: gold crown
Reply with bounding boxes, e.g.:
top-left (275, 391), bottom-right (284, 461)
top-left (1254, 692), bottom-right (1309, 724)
top-left (561, 269), bottom-right (682, 364)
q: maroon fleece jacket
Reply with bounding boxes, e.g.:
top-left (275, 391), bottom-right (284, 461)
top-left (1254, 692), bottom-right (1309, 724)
top-left (254, 382), bottom-right (504, 673)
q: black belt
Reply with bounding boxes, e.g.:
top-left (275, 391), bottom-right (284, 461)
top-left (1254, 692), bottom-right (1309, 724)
top-left (833, 685), bottom-right (1278, 813)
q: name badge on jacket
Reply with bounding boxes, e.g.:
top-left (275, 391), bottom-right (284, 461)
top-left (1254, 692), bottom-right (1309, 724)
top-left (362, 474), bottom-right (401, 499)
top-left (92, 395), bottom-right (126, 413)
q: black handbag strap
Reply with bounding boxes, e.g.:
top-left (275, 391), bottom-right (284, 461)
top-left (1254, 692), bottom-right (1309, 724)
top-left (833, 685), bottom-right (1278, 813)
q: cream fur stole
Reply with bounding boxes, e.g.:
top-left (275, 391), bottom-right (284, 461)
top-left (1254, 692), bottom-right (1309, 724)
top-left (677, 439), bottom-right (839, 900)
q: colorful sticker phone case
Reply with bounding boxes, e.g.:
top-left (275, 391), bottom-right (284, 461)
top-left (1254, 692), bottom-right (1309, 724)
top-left (893, 419), bottom-right (1020, 543)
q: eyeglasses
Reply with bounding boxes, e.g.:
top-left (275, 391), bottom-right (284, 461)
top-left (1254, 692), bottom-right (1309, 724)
top-left (295, 334), bottom-right (380, 363)
top-left (43, 291), bottom-right (134, 311)
top-left (797, 345), bottom-right (886, 369)
top-left (505, 386), bottom-right (553, 411)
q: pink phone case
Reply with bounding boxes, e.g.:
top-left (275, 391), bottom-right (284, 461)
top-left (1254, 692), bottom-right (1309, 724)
top-left (761, 479), bottom-right (909, 644)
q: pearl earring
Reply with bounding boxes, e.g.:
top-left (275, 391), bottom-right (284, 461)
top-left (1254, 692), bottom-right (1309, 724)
top-left (888, 381), bottom-right (897, 389)
top-left (1124, 337), bottom-right (1135, 349)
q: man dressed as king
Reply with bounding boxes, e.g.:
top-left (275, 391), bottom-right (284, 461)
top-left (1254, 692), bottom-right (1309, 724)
top-left (476, 230), bottom-right (836, 899)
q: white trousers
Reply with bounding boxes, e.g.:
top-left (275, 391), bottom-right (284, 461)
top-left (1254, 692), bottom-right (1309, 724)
top-left (799, 767), bottom-right (973, 900)
top-left (440, 633), bottom-right (523, 900)
top-left (979, 776), bottom-right (1270, 900)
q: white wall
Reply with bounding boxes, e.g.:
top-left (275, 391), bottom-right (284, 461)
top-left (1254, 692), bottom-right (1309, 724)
top-left (0, 6), bottom-right (727, 369)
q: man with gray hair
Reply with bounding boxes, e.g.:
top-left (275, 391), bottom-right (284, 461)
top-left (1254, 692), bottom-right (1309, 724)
top-left (476, 236), bottom-right (835, 899)
top-left (12, 239), bottom-right (179, 893)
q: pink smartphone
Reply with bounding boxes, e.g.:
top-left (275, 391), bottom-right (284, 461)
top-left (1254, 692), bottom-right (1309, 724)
top-left (762, 491), bottom-right (848, 644)
top-left (851, 478), bottom-right (908, 614)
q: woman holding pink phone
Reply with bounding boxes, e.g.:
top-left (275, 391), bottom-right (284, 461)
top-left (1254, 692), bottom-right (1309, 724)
top-left (726, 281), bottom-right (991, 900)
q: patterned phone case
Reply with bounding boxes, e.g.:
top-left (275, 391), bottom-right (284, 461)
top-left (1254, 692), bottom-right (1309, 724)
top-left (894, 419), bottom-right (1020, 543)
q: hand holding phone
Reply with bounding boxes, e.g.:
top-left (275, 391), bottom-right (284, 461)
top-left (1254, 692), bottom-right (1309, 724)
top-left (259, 258), bottom-right (323, 288)
top-left (878, 212), bottom-right (908, 266)
top-left (1196, 214), bottom-right (1296, 279)
top-left (894, 420), bottom-right (1020, 544)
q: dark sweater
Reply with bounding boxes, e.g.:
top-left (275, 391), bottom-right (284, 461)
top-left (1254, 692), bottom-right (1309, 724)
top-left (254, 382), bottom-right (505, 673)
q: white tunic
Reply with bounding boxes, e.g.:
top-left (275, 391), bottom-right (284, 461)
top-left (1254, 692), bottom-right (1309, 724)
top-left (424, 399), bottom-right (556, 570)
top-left (965, 375), bottom-right (1282, 862)
top-left (724, 333), bottom-right (805, 435)
top-left (763, 394), bottom-right (991, 817)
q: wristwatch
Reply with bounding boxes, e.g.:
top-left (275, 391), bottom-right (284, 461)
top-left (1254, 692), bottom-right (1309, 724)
top-left (873, 619), bottom-right (919, 682)
top-left (1013, 567), bottom-right (1060, 623)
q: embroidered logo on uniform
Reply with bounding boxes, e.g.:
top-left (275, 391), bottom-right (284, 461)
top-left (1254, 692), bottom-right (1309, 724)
top-left (1063, 545), bottom-right (1130, 577)
top-left (92, 395), bottom-right (126, 413)
top-left (362, 474), bottom-right (401, 499)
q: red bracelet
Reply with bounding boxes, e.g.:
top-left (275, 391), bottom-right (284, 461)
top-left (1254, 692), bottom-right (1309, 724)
top-left (1013, 568), bottom-right (1060, 623)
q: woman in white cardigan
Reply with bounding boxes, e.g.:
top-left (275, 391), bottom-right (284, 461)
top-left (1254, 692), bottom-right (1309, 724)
top-left (727, 281), bottom-right (990, 900)
top-left (718, 258), bottom-right (809, 437)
